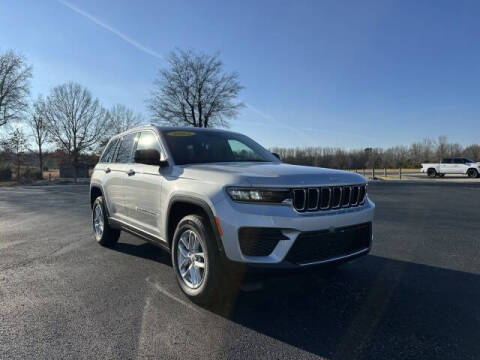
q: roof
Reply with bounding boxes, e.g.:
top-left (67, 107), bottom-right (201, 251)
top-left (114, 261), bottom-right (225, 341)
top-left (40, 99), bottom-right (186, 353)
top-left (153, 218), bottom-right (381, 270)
top-left (112, 124), bottom-right (237, 138)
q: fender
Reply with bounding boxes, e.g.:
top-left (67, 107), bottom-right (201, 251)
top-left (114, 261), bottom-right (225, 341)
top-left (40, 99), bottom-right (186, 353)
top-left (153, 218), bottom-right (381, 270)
top-left (166, 195), bottom-right (224, 253)
top-left (90, 183), bottom-right (113, 220)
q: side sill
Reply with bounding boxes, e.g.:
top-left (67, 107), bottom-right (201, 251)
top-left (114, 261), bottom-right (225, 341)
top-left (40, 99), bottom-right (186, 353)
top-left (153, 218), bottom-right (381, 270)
top-left (109, 217), bottom-right (171, 253)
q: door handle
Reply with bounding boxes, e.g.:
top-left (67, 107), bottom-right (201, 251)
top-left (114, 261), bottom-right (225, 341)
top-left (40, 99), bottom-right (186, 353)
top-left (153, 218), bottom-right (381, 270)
top-left (127, 169), bottom-right (135, 176)
top-left (105, 167), bottom-right (111, 174)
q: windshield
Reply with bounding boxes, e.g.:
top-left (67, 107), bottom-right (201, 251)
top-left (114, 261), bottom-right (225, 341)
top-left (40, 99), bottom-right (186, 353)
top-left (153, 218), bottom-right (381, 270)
top-left (161, 130), bottom-right (277, 165)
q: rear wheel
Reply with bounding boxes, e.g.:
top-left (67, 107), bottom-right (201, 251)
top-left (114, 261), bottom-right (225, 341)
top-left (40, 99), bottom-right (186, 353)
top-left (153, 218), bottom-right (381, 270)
top-left (427, 168), bottom-right (437, 178)
top-left (172, 215), bottom-right (230, 305)
top-left (92, 196), bottom-right (120, 247)
top-left (467, 168), bottom-right (479, 178)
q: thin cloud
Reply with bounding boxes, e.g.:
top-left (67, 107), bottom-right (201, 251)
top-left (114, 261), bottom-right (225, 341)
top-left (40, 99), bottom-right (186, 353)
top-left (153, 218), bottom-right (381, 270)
top-left (56, 1), bottom-right (311, 144)
top-left (57, 0), bottom-right (164, 60)
top-left (245, 103), bottom-right (319, 144)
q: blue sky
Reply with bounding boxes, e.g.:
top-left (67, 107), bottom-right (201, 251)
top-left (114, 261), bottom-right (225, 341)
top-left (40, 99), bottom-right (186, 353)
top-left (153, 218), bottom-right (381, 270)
top-left (1, 0), bottom-right (479, 149)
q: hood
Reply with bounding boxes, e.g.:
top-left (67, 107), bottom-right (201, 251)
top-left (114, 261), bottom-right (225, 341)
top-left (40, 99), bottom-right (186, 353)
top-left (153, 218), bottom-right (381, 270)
top-left (178, 162), bottom-right (366, 187)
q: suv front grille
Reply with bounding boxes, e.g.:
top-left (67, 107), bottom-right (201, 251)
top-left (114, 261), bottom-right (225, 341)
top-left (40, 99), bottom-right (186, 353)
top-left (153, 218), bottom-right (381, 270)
top-left (292, 184), bottom-right (367, 212)
top-left (285, 222), bottom-right (371, 265)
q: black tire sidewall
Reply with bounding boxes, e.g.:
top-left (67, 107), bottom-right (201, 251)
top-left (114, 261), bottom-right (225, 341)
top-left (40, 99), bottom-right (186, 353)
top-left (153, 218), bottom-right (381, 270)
top-left (171, 215), bottom-right (218, 301)
top-left (468, 169), bottom-right (478, 178)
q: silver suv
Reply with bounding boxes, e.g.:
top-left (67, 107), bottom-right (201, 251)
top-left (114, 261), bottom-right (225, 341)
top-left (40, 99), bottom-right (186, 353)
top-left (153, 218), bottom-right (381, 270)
top-left (90, 125), bottom-right (375, 303)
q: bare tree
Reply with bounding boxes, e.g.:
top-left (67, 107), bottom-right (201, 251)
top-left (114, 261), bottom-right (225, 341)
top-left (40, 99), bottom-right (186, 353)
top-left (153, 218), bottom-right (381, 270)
top-left (0, 50), bottom-right (33, 127)
top-left (148, 49), bottom-right (244, 128)
top-left (28, 96), bottom-right (49, 177)
top-left (0, 127), bottom-right (30, 180)
top-left (108, 104), bottom-right (144, 134)
top-left (44, 82), bottom-right (109, 181)
top-left (464, 144), bottom-right (480, 161)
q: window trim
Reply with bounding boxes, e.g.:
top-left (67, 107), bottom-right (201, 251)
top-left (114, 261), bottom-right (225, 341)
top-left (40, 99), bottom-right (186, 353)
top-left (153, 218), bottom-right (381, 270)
top-left (100, 137), bottom-right (120, 163)
top-left (114, 132), bottom-right (139, 164)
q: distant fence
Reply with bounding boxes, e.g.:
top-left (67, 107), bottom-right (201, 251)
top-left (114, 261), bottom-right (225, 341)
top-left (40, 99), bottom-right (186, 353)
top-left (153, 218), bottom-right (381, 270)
top-left (349, 168), bottom-right (420, 179)
top-left (59, 163), bottom-right (89, 178)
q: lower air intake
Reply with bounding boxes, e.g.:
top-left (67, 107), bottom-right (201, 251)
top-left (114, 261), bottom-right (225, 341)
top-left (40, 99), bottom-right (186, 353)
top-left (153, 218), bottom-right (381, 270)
top-left (284, 222), bottom-right (371, 265)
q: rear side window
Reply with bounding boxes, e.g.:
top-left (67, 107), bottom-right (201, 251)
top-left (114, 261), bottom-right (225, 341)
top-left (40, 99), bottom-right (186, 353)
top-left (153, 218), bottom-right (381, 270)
top-left (115, 133), bottom-right (137, 163)
top-left (100, 138), bottom-right (119, 163)
top-left (453, 158), bottom-right (464, 164)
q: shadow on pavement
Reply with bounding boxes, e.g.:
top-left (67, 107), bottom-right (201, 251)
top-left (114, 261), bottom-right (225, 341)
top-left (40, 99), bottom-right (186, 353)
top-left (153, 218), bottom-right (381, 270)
top-left (114, 241), bottom-right (172, 267)
top-left (111, 237), bottom-right (480, 359)
top-left (207, 255), bottom-right (480, 359)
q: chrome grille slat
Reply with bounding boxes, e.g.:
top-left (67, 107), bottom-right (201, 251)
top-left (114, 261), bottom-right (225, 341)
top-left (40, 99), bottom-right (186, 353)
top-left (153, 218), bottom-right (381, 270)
top-left (341, 186), bottom-right (351, 208)
top-left (319, 187), bottom-right (331, 210)
top-left (351, 186), bottom-right (359, 206)
top-left (292, 184), bottom-right (367, 212)
top-left (293, 189), bottom-right (307, 211)
top-left (307, 188), bottom-right (319, 210)
top-left (332, 186), bottom-right (342, 209)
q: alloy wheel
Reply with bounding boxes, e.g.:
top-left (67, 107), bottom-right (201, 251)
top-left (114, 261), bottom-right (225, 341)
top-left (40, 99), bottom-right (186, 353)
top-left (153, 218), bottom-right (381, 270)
top-left (93, 203), bottom-right (104, 240)
top-left (177, 229), bottom-right (206, 289)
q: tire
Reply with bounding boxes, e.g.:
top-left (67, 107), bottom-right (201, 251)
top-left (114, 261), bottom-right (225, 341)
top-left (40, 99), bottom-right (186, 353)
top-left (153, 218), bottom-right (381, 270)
top-left (92, 196), bottom-right (120, 247)
top-left (467, 168), bottom-right (479, 178)
top-left (171, 214), bottom-right (228, 305)
top-left (438, 173), bottom-right (445, 177)
top-left (427, 168), bottom-right (437, 178)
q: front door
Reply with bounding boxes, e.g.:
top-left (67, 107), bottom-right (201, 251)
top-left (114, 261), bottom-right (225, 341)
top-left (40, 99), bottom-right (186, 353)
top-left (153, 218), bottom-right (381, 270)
top-left (440, 159), bottom-right (453, 174)
top-left (123, 130), bottom-right (165, 240)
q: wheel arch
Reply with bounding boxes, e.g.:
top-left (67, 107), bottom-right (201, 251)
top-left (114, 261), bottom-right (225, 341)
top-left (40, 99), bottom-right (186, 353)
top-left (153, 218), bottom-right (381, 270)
top-left (90, 185), bottom-right (103, 208)
top-left (166, 195), bottom-right (224, 253)
top-left (467, 167), bottom-right (479, 177)
top-left (90, 184), bottom-right (113, 221)
top-left (427, 167), bottom-right (437, 176)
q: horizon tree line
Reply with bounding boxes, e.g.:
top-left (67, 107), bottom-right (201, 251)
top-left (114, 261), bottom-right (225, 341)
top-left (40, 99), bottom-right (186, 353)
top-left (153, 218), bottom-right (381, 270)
top-left (1, 48), bottom-right (479, 182)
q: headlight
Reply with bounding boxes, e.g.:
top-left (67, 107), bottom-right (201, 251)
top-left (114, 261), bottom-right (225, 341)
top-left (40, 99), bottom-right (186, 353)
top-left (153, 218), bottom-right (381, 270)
top-left (227, 187), bottom-right (292, 204)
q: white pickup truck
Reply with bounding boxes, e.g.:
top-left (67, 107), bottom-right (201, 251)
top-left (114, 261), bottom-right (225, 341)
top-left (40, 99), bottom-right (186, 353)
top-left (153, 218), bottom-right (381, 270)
top-left (421, 158), bottom-right (480, 178)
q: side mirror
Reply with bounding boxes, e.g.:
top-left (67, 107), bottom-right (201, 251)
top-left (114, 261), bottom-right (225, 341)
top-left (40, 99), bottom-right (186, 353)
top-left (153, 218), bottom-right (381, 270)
top-left (134, 149), bottom-right (169, 167)
top-left (272, 152), bottom-right (281, 160)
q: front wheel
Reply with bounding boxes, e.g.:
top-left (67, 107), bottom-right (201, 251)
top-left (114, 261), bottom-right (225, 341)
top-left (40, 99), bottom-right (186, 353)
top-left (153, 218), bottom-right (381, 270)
top-left (467, 168), bottom-right (479, 178)
top-left (171, 215), bottom-right (228, 305)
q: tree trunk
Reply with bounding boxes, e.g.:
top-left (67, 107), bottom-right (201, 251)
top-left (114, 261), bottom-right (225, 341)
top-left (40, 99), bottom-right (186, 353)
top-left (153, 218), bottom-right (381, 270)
top-left (38, 145), bottom-right (44, 180)
top-left (16, 156), bottom-right (20, 181)
top-left (72, 152), bottom-right (78, 184)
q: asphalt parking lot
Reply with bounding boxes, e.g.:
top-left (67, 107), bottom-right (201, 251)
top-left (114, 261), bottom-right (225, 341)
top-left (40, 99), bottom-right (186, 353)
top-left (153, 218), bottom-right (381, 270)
top-left (1, 182), bottom-right (479, 359)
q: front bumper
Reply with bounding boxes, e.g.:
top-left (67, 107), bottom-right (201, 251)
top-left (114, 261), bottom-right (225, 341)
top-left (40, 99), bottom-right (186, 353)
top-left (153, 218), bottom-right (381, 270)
top-left (214, 196), bottom-right (375, 267)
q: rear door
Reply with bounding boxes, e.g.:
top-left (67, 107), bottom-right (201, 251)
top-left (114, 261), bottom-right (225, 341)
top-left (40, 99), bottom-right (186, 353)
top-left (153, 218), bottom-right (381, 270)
top-left (99, 137), bottom-right (121, 216)
top-left (452, 158), bottom-right (465, 174)
top-left (123, 130), bottom-right (165, 239)
top-left (110, 132), bottom-right (138, 221)
top-left (440, 158), bottom-right (453, 173)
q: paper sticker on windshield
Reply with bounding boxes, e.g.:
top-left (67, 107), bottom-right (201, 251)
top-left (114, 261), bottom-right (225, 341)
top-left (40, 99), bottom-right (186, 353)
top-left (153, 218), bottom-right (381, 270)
top-left (167, 131), bottom-right (195, 137)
